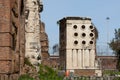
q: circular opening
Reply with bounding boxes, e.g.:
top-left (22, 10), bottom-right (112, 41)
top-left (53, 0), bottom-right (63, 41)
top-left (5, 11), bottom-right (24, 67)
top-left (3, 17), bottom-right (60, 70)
top-left (82, 41), bottom-right (86, 44)
top-left (74, 33), bottom-right (78, 36)
top-left (73, 25), bottom-right (77, 29)
top-left (82, 33), bottom-right (86, 37)
top-left (89, 25), bottom-right (94, 29)
top-left (90, 41), bottom-right (93, 44)
top-left (91, 30), bottom-right (94, 32)
top-left (90, 33), bottom-right (94, 37)
top-left (81, 25), bottom-right (85, 29)
top-left (74, 40), bottom-right (78, 45)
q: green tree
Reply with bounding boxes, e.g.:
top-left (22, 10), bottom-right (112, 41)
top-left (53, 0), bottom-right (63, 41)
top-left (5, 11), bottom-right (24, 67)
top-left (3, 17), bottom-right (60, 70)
top-left (109, 28), bottom-right (120, 70)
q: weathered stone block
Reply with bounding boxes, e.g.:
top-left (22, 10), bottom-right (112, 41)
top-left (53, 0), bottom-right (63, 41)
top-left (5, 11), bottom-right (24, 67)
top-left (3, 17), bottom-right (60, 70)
top-left (0, 33), bottom-right (12, 47)
top-left (0, 47), bottom-right (12, 60)
top-left (41, 46), bottom-right (48, 52)
top-left (0, 24), bottom-right (11, 32)
top-left (41, 41), bottom-right (48, 46)
top-left (0, 61), bottom-right (12, 73)
top-left (41, 52), bottom-right (49, 59)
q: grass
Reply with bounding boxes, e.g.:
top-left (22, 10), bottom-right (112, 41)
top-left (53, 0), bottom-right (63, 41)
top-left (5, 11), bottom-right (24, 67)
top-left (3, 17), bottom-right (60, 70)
top-left (18, 74), bottom-right (35, 80)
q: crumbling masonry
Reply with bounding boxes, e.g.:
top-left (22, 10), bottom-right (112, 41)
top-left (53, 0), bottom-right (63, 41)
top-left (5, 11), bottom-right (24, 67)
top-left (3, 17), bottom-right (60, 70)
top-left (25, 0), bottom-right (43, 67)
top-left (40, 22), bottom-right (49, 61)
top-left (0, 0), bottom-right (49, 80)
top-left (0, 0), bottom-right (25, 79)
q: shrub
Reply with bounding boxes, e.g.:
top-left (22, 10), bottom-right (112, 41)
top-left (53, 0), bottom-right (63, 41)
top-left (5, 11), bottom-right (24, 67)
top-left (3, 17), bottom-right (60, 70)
top-left (38, 64), bottom-right (64, 80)
top-left (24, 58), bottom-right (35, 68)
top-left (103, 70), bottom-right (120, 76)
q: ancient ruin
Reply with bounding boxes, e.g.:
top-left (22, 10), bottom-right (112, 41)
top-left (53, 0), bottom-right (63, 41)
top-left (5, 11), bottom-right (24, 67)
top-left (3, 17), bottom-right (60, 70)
top-left (0, 0), bottom-right (119, 79)
top-left (58, 17), bottom-right (101, 76)
top-left (0, 0), bottom-right (49, 80)
top-left (25, 0), bottom-right (43, 68)
top-left (0, 0), bottom-right (25, 79)
top-left (40, 22), bottom-right (49, 61)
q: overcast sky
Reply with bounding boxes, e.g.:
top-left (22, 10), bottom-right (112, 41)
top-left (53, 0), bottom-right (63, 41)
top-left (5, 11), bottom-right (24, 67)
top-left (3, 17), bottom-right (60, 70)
top-left (41, 0), bottom-right (120, 55)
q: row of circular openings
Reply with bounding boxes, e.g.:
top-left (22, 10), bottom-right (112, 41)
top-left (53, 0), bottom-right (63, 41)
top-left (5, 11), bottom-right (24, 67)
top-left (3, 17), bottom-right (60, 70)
top-left (74, 40), bottom-right (94, 45)
top-left (73, 25), bottom-right (94, 30)
top-left (74, 32), bottom-right (94, 37)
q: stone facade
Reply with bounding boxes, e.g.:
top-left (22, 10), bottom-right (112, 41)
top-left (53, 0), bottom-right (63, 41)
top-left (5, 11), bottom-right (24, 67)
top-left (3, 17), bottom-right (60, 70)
top-left (58, 17), bottom-right (98, 76)
top-left (0, 0), bottom-right (25, 79)
top-left (25, 0), bottom-right (43, 67)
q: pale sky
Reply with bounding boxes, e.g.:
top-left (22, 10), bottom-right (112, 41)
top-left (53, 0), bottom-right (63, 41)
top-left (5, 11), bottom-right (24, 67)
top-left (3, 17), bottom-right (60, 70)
top-left (41, 0), bottom-right (120, 55)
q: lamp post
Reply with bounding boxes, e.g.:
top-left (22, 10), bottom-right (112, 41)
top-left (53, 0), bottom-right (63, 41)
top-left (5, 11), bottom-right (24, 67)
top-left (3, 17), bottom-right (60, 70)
top-left (106, 17), bottom-right (110, 55)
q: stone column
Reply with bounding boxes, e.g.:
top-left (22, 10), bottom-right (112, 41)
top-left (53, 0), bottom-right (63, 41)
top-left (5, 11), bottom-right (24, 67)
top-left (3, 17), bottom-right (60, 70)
top-left (25, 0), bottom-right (42, 67)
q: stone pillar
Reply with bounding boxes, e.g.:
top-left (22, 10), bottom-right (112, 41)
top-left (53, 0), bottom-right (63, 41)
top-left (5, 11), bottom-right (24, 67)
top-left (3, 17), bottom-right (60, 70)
top-left (25, 0), bottom-right (42, 67)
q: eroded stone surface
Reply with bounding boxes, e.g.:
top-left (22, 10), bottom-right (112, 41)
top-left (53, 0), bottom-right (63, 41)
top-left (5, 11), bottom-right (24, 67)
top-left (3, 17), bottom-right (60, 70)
top-left (25, 0), bottom-right (42, 67)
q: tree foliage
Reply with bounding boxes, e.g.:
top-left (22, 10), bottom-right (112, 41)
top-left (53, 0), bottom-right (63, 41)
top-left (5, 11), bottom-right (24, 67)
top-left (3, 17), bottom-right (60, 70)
top-left (109, 28), bottom-right (120, 70)
top-left (109, 28), bottom-right (120, 55)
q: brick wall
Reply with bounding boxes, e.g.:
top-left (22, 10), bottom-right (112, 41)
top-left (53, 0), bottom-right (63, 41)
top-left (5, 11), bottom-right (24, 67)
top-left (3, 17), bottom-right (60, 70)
top-left (97, 56), bottom-right (118, 70)
top-left (74, 69), bottom-right (95, 76)
top-left (0, 74), bottom-right (19, 80)
top-left (0, 0), bottom-right (25, 80)
top-left (0, 0), bottom-right (13, 74)
top-left (0, 33), bottom-right (12, 47)
top-left (0, 47), bottom-right (12, 60)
